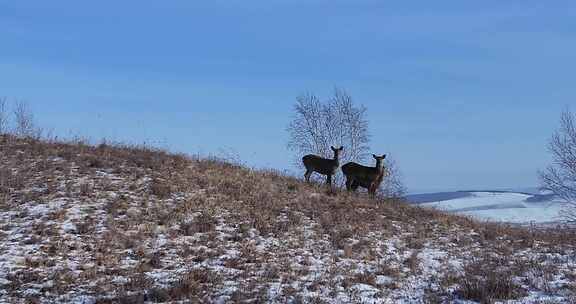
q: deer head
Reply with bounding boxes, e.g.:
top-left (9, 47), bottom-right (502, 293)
top-left (372, 154), bottom-right (386, 171)
top-left (331, 146), bottom-right (344, 160)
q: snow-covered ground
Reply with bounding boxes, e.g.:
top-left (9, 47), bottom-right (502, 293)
top-left (408, 191), bottom-right (568, 224)
top-left (2, 137), bottom-right (575, 303)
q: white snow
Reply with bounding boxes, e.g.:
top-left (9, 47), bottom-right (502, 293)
top-left (418, 191), bottom-right (568, 224)
top-left (2, 140), bottom-right (575, 303)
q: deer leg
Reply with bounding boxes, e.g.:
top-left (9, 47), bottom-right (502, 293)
top-left (351, 181), bottom-right (359, 192)
top-left (368, 182), bottom-right (377, 196)
top-left (304, 169), bottom-right (312, 183)
top-left (326, 174), bottom-right (332, 187)
top-left (345, 178), bottom-right (353, 191)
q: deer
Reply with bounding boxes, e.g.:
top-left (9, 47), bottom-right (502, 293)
top-left (302, 146), bottom-right (344, 188)
top-left (341, 154), bottom-right (386, 196)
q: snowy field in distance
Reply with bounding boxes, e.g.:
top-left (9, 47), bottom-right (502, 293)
top-left (407, 191), bottom-right (568, 224)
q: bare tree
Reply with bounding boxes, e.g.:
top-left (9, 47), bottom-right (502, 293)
top-left (379, 156), bottom-right (406, 198)
top-left (13, 100), bottom-right (38, 138)
top-left (287, 88), bottom-right (405, 197)
top-left (540, 109), bottom-right (576, 222)
top-left (287, 88), bottom-right (369, 171)
top-left (0, 97), bottom-right (7, 135)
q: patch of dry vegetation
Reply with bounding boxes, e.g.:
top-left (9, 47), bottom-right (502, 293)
top-left (0, 134), bottom-right (575, 303)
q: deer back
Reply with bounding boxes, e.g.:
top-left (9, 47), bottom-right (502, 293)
top-left (342, 162), bottom-right (379, 180)
top-left (303, 154), bottom-right (339, 175)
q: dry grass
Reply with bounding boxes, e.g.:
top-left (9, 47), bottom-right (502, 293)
top-left (0, 134), bottom-right (575, 303)
top-left (456, 257), bottom-right (527, 303)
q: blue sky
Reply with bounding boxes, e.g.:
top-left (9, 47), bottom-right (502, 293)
top-left (1, 1), bottom-right (575, 193)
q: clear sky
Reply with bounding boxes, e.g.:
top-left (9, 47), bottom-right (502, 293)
top-left (1, 1), bottom-right (575, 193)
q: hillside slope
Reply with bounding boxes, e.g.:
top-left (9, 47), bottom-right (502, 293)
top-left (1, 135), bottom-right (575, 303)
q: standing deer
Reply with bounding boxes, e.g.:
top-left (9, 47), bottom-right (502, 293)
top-left (302, 146), bottom-right (344, 188)
top-left (341, 154), bottom-right (386, 196)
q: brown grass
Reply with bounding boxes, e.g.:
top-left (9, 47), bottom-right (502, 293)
top-left (1, 134), bottom-right (575, 303)
top-left (457, 271), bottom-right (526, 303)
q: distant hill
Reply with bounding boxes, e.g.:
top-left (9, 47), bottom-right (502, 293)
top-left (406, 191), bottom-right (473, 204)
top-left (407, 190), bottom-right (566, 224)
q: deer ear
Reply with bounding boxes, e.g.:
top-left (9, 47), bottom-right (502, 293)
top-left (382, 154), bottom-right (387, 159)
top-left (372, 154), bottom-right (378, 159)
top-left (339, 146), bottom-right (344, 151)
top-left (330, 146), bottom-right (335, 150)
